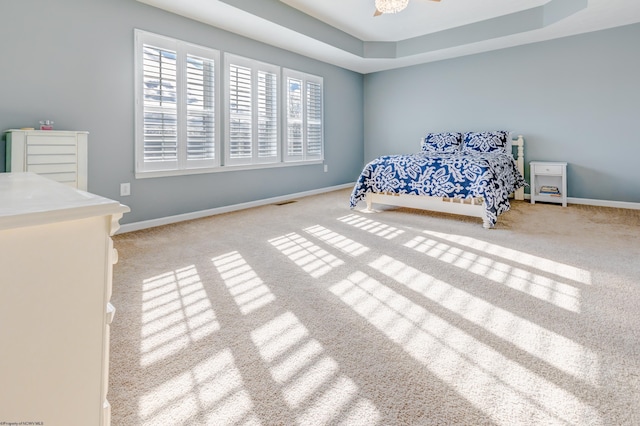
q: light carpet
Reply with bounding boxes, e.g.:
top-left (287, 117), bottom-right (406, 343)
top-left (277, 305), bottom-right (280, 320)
top-left (110, 189), bottom-right (640, 425)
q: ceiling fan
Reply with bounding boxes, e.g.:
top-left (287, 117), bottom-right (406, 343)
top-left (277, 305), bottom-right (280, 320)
top-left (374, 0), bottom-right (441, 17)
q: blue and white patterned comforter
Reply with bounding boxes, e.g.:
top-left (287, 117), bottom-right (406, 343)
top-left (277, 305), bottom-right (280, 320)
top-left (349, 151), bottom-right (527, 227)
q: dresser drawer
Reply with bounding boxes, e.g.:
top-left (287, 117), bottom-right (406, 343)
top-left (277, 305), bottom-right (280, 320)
top-left (26, 134), bottom-right (77, 146)
top-left (28, 144), bottom-right (78, 155)
top-left (533, 164), bottom-right (563, 175)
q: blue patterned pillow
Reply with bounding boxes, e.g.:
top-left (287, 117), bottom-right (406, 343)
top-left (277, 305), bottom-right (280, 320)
top-left (462, 131), bottom-right (509, 153)
top-left (421, 132), bottom-right (462, 154)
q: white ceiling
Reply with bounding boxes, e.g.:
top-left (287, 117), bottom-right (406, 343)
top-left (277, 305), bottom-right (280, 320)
top-left (138, 0), bottom-right (640, 73)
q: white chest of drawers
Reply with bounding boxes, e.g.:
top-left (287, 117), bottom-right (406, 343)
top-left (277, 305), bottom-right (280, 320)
top-left (0, 173), bottom-right (129, 425)
top-left (5, 129), bottom-right (88, 190)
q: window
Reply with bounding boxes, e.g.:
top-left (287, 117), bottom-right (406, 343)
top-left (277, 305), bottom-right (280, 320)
top-left (284, 69), bottom-right (324, 163)
top-left (135, 30), bottom-right (220, 176)
top-left (225, 54), bottom-right (280, 166)
top-left (135, 31), bottom-right (324, 176)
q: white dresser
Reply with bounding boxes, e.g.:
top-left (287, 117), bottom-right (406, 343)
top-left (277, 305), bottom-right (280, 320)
top-left (5, 129), bottom-right (89, 190)
top-left (0, 173), bottom-right (129, 425)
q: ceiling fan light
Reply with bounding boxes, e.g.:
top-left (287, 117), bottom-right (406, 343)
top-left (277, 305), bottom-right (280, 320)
top-left (375, 0), bottom-right (409, 14)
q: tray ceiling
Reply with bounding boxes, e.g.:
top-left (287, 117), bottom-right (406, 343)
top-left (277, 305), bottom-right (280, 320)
top-left (138, 0), bottom-right (640, 73)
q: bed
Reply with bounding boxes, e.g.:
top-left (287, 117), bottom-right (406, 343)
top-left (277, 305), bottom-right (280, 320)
top-left (349, 131), bottom-right (527, 228)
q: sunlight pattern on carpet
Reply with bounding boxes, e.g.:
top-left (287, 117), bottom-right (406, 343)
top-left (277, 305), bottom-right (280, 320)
top-left (404, 236), bottom-right (583, 312)
top-left (329, 271), bottom-right (600, 426)
top-left (422, 230), bottom-right (592, 284)
top-left (139, 349), bottom-right (261, 425)
top-left (369, 255), bottom-right (599, 383)
top-left (212, 251), bottom-right (276, 314)
top-left (251, 312), bottom-right (381, 426)
top-left (269, 233), bottom-right (344, 278)
top-left (139, 266), bottom-right (263, 424)
top-left (337, 214), bottom-right (404, 239)
top-left (140, 266), bottom-right (219, 367)
top-left (304, 225), bottom-right (370, 257)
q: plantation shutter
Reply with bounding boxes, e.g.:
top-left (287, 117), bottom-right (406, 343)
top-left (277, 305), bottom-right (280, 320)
top-left (142, 44), bottom-right (178, 168)
top-left (258, 70), bottom-right (278, 159)
top-left (225, 54), bottom-right (280, 165)
top-left (284, 69), bottom-right (323, 162)
top-left (229, 63), bottom-right (253, 161)
top-left (306, 80), bottom-right (323, 159)
top-left (185, 54), bottom-right (216, 164)
top-left (286, 77), bottom-right (303, 159)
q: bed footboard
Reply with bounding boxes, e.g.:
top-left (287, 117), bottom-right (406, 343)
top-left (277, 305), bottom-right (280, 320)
top-left (365, 192), bottom-right (491, 228)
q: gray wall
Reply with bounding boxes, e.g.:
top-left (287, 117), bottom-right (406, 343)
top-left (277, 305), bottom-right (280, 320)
top-left (0, 0), bottom-right (364, 224)
top-left (364, 23), bottom-right (640, 203)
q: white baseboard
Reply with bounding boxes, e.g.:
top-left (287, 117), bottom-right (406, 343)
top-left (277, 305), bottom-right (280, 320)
top-left (566, 197), bottom-right (640, 210)
top-left (117, 183), bottom-right (354, 234)
top-left (524, 194), bottom-right (640, 210)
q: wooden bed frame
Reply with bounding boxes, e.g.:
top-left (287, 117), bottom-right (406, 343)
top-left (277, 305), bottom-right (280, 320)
top-left (365, 135), bottom-right (525, 228)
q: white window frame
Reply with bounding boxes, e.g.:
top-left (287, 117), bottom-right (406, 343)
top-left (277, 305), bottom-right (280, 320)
top-left (224, 53), bottom-right (281, 167)
top-left (135, 30), bottom-right (220, 178)
top-left (283, 69), bottom-right (324, 163)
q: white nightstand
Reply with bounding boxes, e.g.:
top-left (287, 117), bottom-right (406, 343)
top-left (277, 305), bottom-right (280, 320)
top-left (530, 161), bottom-right (567, 207)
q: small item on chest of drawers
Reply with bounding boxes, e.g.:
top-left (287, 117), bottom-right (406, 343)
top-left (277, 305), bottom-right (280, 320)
top-left (39, 119), bottom-right (54, 130)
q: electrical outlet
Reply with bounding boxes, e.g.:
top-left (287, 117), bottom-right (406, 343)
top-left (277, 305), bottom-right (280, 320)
top-left (324, 164), bottom-right (328, 173)
top-left (120, 183), bottom-right (131, 197)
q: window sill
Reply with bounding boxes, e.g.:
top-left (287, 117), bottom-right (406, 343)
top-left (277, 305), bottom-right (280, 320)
top-left (135, 159), bottom-right (324, 179)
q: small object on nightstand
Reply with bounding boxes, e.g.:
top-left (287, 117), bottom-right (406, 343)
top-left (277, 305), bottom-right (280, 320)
top-left (539, 185), bottom-right (560, 195)
top-left (530, 161), bottom-right (567, 207)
